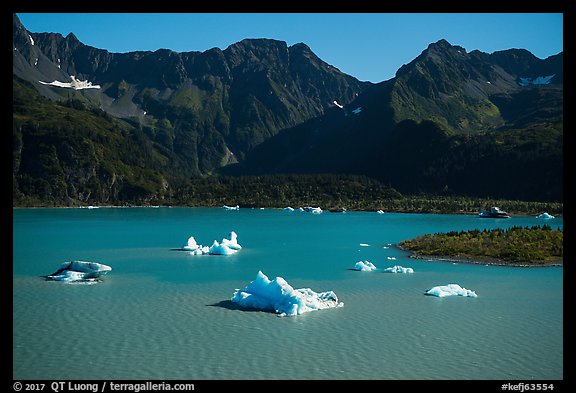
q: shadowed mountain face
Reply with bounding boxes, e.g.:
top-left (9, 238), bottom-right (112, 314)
top-left (227, 39), bottom-right (562, 202)
top-left (13, 14), bottom-right (562, 204)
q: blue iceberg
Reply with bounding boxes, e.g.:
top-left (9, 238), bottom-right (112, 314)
top-left (354, 260), bottom-right (377, 271)
top-left (231, 271), bottom-right (343, 316)
top-left (384, 265), bottom-right (414, 273)
top-left (536, 212), bottom-right (555, 219)
top-left (46, 261), bottom-right (112, 283)
top-left (425, 284), bottom-right (477, 298)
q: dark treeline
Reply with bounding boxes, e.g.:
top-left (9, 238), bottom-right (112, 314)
top-left (399, 225), bottom-right (563, 265)
top-left (167, 174), bottom-right (562, 216)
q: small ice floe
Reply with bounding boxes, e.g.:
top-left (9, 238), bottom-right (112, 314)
top-left (222, 205), bottom-right (239, 210)
top-left (387, 256), bottom-right (397, 260)
top-left (425, 284), bottom-right (478, 298)
top-left (231, 271), bottom-right (343, 316)
top-left (46, 261), bottom-right (112, 283)
top-left (384, 265), bottom-right (414, 273)
top-left (182, 232), bottom-right (242, 255)
top-left (536, 212), bottom-right (555, 219)
top-left (181, 236), bottom-right (209, 255)
top-left (332, 100), bottom-right (344, 109)
top-left (376, 210), bottom-right (385, 214)
top-left (303, 206), bottom-right (323, 214)
top-left (359, 243), bottom-right (370, 247)
top-left (354, 260), bottom-right (377, 271)
top-left (283, 207), bottom-right (295, 212)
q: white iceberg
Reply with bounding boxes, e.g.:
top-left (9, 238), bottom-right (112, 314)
top-left (222, 205), bottom-right (239, 210)
top-left (425, 284), bottom-right (478, 298)
top-left (183, 231), bottom-right (242, 255)
top-left (387, 256), bottom-right (397, 260)
top-left (536, 212), bottom-right (555, 219)
top-left (384, 265), bottom-right (414, 273)
top-left (209, 231), bottom-right (243, 255)
top-left (354, 260), bottom-right (377, 271)
top-left (208, 240), bottom-right (236, 255)
top-left (376, 210), bottom-right (385, 214)
top-left (283, 207), bottom-right (295, 211)
top-left (231, 271), bottom-right (343, 317)
top-left (46, 261), bottom-right (112, 283)
top-left (303, 206), bottom-right (323, 214)
top-left (221, 231), bottom-right (242, 251)
top-left (182, 236), bottom-right (200, 251)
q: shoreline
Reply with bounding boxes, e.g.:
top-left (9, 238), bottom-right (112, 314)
top-left (10, 205), bottom-right (563, 218)
top-left (396, 245), bottom-right (563, 268)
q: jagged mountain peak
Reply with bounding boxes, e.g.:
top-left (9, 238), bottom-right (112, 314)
top-left (65, 32), bottom-right (80, 43)
top-left (13, 14), bottom-right (562, 205)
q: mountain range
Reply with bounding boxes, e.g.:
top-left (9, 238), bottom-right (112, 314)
top-left (12, 14), bottom-right (563, 205)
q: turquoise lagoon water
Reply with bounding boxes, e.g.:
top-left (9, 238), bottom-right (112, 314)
top-left (13, 207), bottom-right (563, 380)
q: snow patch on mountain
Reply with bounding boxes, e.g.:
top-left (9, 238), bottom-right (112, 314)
top-left (518, 74), bottom-right (556, 87)
top-left (39, 75), bottom-right (101, 90)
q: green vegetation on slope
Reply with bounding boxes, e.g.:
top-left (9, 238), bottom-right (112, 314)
top-left (13, 77), bottom-right (173, 206)
top-left (399, 225), bottom-right (563, 265)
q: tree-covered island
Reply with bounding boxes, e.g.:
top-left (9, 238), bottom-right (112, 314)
top-left (398, 225), bottom-right (563, 266)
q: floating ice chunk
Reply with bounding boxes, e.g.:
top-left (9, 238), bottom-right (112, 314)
top-left (425, 284), bottom-right (477, 298)
top-left (221, 231), bottom-right (242, 251)
top-left (387, 256), bottom-right (397, 260)
top-left (536, 212), bottom-right (555, 219)
top-left (46, 261), bottom-right (112, 283)
top-left (209, 240), bottom-right (236, 255)
top-left (231, 271), bottom-right (343, 316)
top-left (354, 260), bottom-right (377, 271)
top-left (333, 100), bottom-right (344, 109)
top-left (303, 206), bottom-right (322, 214)
top-left (182, 236), bottom-right (199, 251)
top-left (190, 246), bottom-right (210, 255)
top-left (359, 243), bottom-right (370, 247)
top-left (376, 210), bottom-right (385, 214)
top-left (352, 107), bottom-right (362, 115)
top-left (384, 265), bottom-right (414, 273)
top-left (283, 207), bottom-right (295, 211)
top-left (184, 231), bottom-right (242, 255)
top-left (223, 205), bottom-right (239, 210)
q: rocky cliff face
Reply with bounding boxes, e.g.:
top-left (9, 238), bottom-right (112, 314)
top-left (229, 39), bottom-right (563, 201)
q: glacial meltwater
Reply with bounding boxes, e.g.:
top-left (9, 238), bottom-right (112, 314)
top-left (12, 207), bottom-right (563, 380)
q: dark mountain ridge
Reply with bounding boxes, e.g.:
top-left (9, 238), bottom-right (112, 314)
top-left (227, 39), bottom-right (563, 202)
top-left (13, 14), bottom-right (368, 165)
top-left (13, 14), bottom-right (563, 205)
